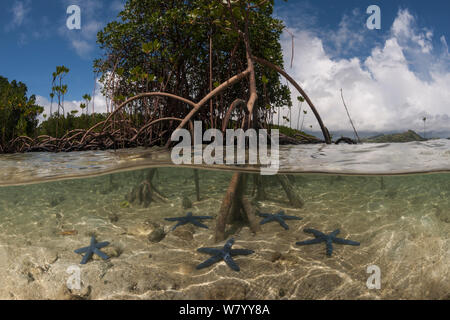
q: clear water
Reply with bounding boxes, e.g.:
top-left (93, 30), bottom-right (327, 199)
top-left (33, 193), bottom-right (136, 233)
top-left (0, 141), bottom-right (449, 300)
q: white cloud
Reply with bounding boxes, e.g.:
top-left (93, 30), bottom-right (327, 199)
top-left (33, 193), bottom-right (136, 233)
top-left (441, 36), bottom-right (449, 56)
top-left (70, 39), bottom-right (92, 56)
top-left (11, 1), bottom-right (30, 26)
top-left (277, 9), bottom-right (450, 136)
top-left (59, 0), bottom-right (105, 58)
top-left (5, 0), bottom-right (31, 32)
top-left (327, 9), bottom-right (366, 56)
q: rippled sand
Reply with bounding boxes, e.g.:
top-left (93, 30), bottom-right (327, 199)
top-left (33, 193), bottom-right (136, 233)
top-left (0, 168), bottom-right (448, 300)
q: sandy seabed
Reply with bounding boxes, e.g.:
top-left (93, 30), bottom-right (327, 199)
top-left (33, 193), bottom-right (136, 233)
top-left (0, 167), bottom-right (448, 300)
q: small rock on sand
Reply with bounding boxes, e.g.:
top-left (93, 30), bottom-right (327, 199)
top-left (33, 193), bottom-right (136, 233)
top-left (148, 228), bottom-right (166, 243)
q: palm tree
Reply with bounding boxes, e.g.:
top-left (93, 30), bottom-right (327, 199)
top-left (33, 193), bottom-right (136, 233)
top-left (300, 110), bottom-right (307, 132)
top-left (49, 92), bottom-right (54, 117)
top-left (82, 94), bottom-right (92, 116)
top-left (61, 84), bottom-right (68, 116)
top-left (422, 117), bottom-right (427, 139)
top-left (80, 103), bottom-right (86, 115)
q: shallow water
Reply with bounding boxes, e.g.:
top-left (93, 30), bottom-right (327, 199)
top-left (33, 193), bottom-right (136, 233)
top-left (0, 142), bottom-right (449, 300)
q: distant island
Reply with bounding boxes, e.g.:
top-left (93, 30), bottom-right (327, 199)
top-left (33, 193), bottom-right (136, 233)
top-left (362, 130), bottom-right (426, 143)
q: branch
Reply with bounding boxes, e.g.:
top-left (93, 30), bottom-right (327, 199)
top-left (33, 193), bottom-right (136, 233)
top-left (170, 68), bottom-right (251, 142)
top-left (81, 92), bottom-right (197, 143)
top-left (221, 98), bottom-right (248, 132)
top-left (252, 56), bottom-right (332, 144)
top-left (131, 117), bottom-right (193, 142)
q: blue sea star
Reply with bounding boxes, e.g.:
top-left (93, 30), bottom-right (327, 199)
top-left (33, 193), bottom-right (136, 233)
top-left (74, 236), bottom-right (110, 264)
top-left (196, 238), bottom-right (254, 272)
top-left (296, 229), bottom-right (360, 257)
top-left (258, 210), bottom-right (302, 230)
top-left (165, 212), bottom-right (213, 231)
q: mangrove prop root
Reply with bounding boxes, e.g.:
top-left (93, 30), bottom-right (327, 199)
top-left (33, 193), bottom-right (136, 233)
top-left (215, 172), bottom-right (261, 242)
top-left (127, 168), bottom-right (166, 207)
top-left (230, 173), bottom-right (247, 222)
top-left (2, 6), bottom-right (333, 154)
top-left (215, 172), bottom-right (241, 242)
top-left (251, 56), bottom-right (332, 144)
top-left (241, 197), bottom-right (261, 233)
top-left (253, 175), bottom-right (267, 201)
top-left (277, 175), bottom-right (304, 208)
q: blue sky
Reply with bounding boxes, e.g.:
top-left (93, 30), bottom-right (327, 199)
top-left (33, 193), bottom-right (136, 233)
top-left (1, 0), bottom-right (449, 135)
top-left (0, 0), bottom-right (124, 101)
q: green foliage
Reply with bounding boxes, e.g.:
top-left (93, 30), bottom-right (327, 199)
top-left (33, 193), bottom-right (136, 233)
top-left (94, 0), bottom-right (291, 121)
top-left (270, 123), bottom-right (315, 139)
top-left (38, 113), bottom-right (108, 138)
top-left (0, 76), bottom-right (43, 144)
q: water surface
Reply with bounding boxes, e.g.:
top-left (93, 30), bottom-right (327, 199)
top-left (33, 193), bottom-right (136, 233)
top-left (0, 141), bottom-right (448, 299)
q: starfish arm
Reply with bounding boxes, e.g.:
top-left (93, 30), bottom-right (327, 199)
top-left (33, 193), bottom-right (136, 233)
top-left (259, 217), bottom-right (274, 225)
top-left (171, 221), bottom-right (186, 231)
top-left (96, 241), bottom-right (110, 249)
top-left (304, 229), bottom-right (326, 238)
top-left (165, 217), bottom-right (182, 222)
top-left (196, 255), bottom-right (222, 270)
top-left (277, 218), bottom-right (290, 230)
top-left (330, 229), bottom-right (341, 237)
top-left (191, 220), bottom-right (209, 229)
top-left (223, 254), bottom-right (240, 272)
top-left (326, 239), bottom-right (333, 256)
top-left (195, 216), bottom-right (214, 220)
top-left (80, 251), bottom-right (93, 264)
top-left (93, 248), bottom-right (110, 260)
top-left (296, 238), bottom-right (324, 246)
top-left (333, 238), bottom-right (360, 246)
top-left (283, 215), bottom-right (302, 221)
top-left (197, 248), bottom-right (221, 255)
top-left (257, 213), bottom-right (271, 218)
top-left (74, 246), bottom-right (89, 254)
top-left (230, 249), bottom-right (254, 256)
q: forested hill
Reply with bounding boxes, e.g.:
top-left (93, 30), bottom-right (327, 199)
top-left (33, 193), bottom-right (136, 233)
top-left (362, 130), bottom-right (426, 143)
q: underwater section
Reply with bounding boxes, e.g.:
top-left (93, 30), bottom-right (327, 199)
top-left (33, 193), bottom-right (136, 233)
top-left (0, 167), bottom-right (448, 299)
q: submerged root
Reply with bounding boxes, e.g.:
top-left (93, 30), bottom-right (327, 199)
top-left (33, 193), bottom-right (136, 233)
top-left (126, 169), bottom-right (167, 208)
top-left (215, 173), bottom-right (261, 242)
top-left (215, 171), bottom-right (305, 241)
top-left (277, 175), bottom-right (304, 208)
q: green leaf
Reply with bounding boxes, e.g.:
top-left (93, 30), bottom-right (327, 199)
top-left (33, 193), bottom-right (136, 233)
top-left (262, 75), bottom-right (269, 84)
top-left (297, 96), bottom-right (305, 102)
top-left (117, 67), bottom-right (125, 76)
top-left (142, 42), bottom-right (153, 54)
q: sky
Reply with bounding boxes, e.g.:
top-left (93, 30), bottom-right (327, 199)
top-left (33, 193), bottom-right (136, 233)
top-left (1, 0), bottom-right (449, 136)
